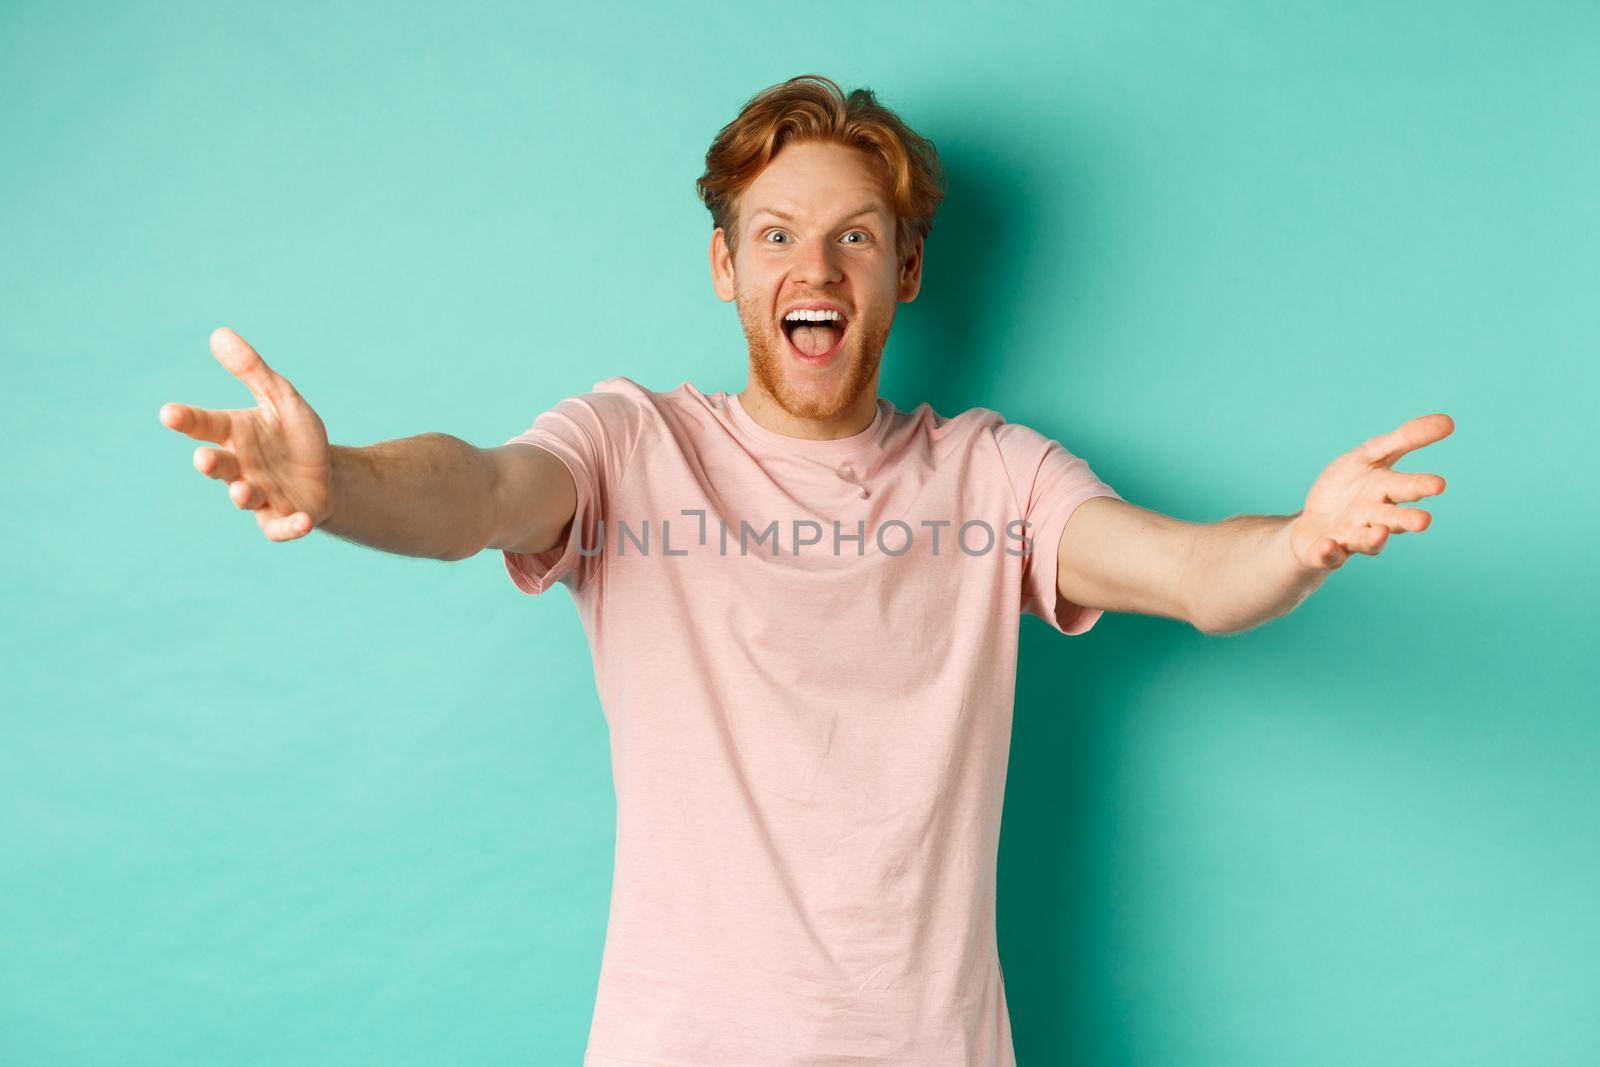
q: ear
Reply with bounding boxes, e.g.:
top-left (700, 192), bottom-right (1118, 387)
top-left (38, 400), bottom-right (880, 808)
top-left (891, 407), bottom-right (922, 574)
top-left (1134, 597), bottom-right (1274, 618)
top-left (897, 235), bottom-right (924, 302)
top-left (710, 228), bottom-right (737, 302)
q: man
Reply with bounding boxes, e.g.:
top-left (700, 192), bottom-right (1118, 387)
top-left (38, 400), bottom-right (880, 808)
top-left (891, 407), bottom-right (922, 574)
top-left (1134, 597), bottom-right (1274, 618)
top-left (160, 75), bottom-right (1451, 1066)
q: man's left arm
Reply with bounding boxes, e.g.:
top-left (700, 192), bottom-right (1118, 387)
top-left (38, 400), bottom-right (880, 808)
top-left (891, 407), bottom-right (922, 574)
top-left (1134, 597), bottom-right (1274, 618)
top-left (1056, 413), bottom-right (1454, 636)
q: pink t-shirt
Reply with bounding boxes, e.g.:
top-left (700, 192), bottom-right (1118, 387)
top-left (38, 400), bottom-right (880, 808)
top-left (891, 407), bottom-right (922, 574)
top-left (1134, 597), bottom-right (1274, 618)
top-left (501, 377), bottom-right (1121, 1066)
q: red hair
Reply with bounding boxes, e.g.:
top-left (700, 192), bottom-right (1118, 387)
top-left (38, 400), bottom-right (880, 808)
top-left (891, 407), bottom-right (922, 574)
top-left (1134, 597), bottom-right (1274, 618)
top-left (696, 74), bottom-right (946, 264)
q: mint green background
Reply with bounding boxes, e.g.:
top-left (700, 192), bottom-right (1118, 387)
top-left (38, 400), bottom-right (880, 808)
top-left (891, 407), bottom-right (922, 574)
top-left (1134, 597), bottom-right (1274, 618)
top-left (3, 1), bottom-right (1595, 1063)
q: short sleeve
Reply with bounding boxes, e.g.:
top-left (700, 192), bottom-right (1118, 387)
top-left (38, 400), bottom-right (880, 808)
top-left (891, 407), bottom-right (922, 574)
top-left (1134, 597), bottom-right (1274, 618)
top-left (993, 419), bottom-right (1122, 635)
top-left (500, 379), bottom-right (647, 597)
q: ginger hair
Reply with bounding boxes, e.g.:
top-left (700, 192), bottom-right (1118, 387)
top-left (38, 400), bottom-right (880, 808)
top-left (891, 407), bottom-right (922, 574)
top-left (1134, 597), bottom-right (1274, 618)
top-left (696, 74), bottom-right (946, 265)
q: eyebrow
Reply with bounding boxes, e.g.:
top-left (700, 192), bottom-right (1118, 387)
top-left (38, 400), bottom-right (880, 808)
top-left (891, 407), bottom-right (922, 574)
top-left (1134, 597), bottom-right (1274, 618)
top-left (750, 204), bottom-right (886, 225)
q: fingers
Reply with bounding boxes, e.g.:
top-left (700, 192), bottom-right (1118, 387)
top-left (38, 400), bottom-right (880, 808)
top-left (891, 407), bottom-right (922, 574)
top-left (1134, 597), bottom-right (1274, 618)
top-left (185, 435), bottom-right (315, 541)
top-left (258, 510), bottom-right (315, 541)
top-left (1319, 528), bottom-right (1388, 564)
top-left (191, 446), bottom-right (266, 512)
top-left (227, 479), bottom-right (262, 510)
top-left (1315, 537), bottom-right (1350, 570)
top-left (227, 483), bottom-right (315, 541)
top-left (227, 481), bottom-right (314, 540)
top-left (209, 327), bottom-right (296, 409)
top-left (159, 402), bottom-right (233, 444)
top-left (1350, 524), bottom-right (1391, 555)
top-left (1357, 413), bottom-right (1455, 467)
top-left (193, 445), bottom-right (240, 483)
top-left (161, 329), bottom-right (298, 440)
top-left (1368, 503), bottom-right (1432, 534)
top-left (1322, 505), bottom-right (1430, 571)
top-left (1382, 470), bottom-right (1447, 503)
top-left (1319, 524), bottom-right (1391, 569)
top-left (193, 447), bottom-right (266, 514)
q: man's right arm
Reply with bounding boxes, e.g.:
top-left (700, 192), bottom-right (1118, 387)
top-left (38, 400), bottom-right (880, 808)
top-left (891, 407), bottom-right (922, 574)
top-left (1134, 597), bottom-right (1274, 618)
top-left (484, 441), bottom-right (578, 558)
top-left (320, 436), bottom-right (577, 563)
top-left (161, 328), bottom-right (577, 560)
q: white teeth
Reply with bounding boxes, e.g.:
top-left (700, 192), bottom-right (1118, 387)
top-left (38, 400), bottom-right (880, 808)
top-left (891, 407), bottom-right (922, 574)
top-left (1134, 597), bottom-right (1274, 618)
top-left (783, 309), bottom-right (843, 323)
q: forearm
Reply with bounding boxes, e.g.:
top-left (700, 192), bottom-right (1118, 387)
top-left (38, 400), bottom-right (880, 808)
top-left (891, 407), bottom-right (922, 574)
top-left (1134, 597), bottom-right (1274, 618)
top-left (1187, 512), bottom-right (1330, 635)
top-left (319, 434), bottom-right (497, 561)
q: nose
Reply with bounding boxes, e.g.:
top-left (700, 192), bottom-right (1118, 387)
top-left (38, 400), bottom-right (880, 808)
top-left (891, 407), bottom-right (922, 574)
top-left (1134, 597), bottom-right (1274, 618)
top-left (792, 235), bottom-right (844, 287)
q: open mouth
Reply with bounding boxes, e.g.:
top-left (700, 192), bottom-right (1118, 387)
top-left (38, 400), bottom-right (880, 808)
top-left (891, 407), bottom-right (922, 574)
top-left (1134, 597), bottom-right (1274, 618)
top-left (780, 309), bottom-right (849, 361)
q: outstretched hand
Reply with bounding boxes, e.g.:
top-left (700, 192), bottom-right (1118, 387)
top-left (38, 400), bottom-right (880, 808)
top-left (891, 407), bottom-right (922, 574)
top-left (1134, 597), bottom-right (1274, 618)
top-left (158, 327), bottom-right (334, 542)
top-left (1288, 413), bottom-right (1454, 571)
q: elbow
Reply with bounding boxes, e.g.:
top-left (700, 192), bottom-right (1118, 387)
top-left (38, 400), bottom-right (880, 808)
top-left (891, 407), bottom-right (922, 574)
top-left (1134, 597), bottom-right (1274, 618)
top-left (1178, 526), bottom-right (1224, 635)
top-left (1189, 598), bottom-right (1245, 636)
top-left (1193, 608), bottom-right (1271, 637)
top-left (1185, 593), bottom-right (1228, 637)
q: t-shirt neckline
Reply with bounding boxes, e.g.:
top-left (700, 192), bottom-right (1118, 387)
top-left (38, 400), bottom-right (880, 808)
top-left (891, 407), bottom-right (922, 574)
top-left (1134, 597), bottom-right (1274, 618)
top-left (728, 390), bottom-right (887, 457)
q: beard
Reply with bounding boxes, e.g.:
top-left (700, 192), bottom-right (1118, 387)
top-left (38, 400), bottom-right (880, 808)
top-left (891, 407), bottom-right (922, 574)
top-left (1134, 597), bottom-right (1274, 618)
top-left (735, 288), bottom-right (893, 424)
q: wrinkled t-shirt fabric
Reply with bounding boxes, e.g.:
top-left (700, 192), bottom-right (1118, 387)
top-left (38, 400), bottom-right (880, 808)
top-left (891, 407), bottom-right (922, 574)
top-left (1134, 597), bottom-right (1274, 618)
top-left (500, 376), bottom-right (1121, 1067)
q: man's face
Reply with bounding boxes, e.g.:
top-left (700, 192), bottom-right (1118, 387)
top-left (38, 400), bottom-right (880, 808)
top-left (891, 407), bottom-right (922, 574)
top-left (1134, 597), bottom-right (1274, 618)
top-left (710, 140), bottom-right (922, 423)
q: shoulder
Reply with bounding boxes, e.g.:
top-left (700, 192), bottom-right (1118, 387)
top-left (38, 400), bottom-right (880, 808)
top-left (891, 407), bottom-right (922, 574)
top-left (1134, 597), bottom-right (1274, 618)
top-left (582, 374), bottom-right (656, 413)
top-left (888, 397), bottom-right (1007, 439)
top-left (897, 398), bottom-right (1044, 455)
top-left (913, 401), bottom-right (1091, 493)
top-left (586, 375), bottom-right (712, 420)
top-left (541, 375), bottom-right (669, 436)
top-left (542, 377), bottom-right (738, 463)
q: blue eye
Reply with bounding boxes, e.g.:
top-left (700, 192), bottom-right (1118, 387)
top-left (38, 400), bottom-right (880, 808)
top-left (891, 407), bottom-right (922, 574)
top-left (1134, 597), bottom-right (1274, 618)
top-left (763, 229), bottom-right (869, 245)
